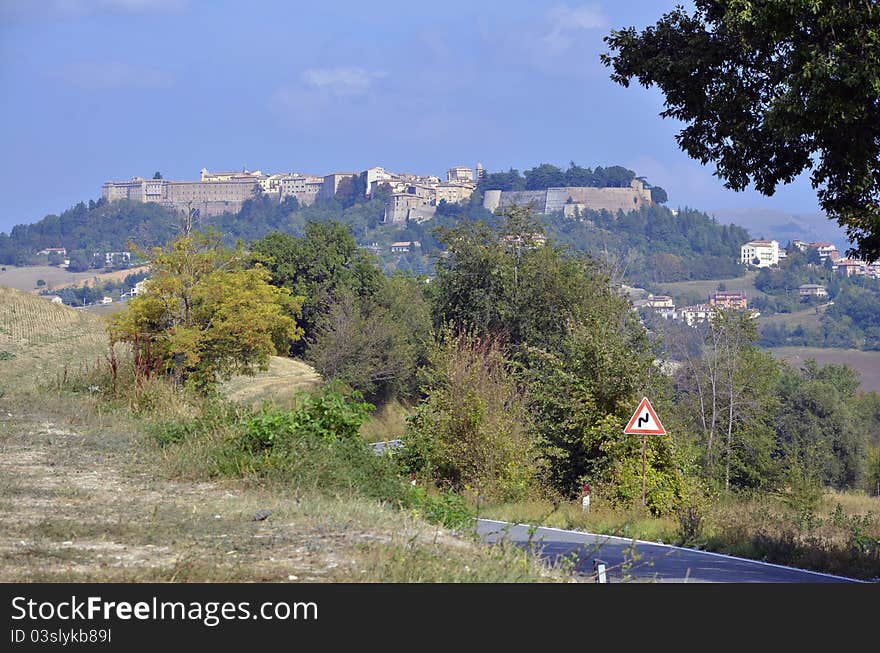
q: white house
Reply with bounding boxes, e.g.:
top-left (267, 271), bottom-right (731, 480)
top-left (390, 241), bottom-right (421, 253)
top-left (680, 304), bottom-right (714, 326)
top-left (741, 240), bottom-right (780, 268)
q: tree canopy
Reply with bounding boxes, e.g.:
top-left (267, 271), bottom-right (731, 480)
top-left (602, 0), bottom-right (880, 261)
top-left (109, 231), bottom-right (303, 390)
top-left (250, 222), bottom-right (383, 345)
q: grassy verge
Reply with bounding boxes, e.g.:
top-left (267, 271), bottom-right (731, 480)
top-left (0, 384), bottom-right (567, 583)
top-left (479, 490), bottom-right (880, 580)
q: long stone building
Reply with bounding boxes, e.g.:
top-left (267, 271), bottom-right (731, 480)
top-left (482, 178), bottom-right (654, 216)
top-left (102, 170), bottom-right (265, 217)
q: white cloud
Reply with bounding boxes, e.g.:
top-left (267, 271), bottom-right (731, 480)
top-left (301, 67), bottom-right (385, 97)
top-left (541, 3), bottom-right (608, 55)
top-left (269, 66), bottom-right (387, 125)
top-left (57, 61), bottom-right (173, 89)
top-left (477, 3), bottom-right (609, 72)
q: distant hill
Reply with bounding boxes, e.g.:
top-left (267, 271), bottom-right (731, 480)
top-left (0, 199), bottom-right (178, 268)
top-left (770, 347), bottom-right (880, 394)
top-left (0, 192), bottom-right (755, 287)
top-left (707, 208), bottom-right (850, 252)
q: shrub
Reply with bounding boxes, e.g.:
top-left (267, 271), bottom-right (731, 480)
top-left (236, 385), bottom-right (374, 452)
top-left (400, 332), bottom-right (543, 503)
top-left (407, 486), bottom-right (475, 531)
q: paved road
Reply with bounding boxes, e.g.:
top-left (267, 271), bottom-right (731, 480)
top-left (368, 442), bottom-right (865, 583)
top-left (476, 519), bottom-right (865, 583)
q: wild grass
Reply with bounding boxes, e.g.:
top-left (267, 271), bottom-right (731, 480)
top-left (358, 398), bottom-right (412, 443)
top-left (337, 536), bottom-right (567, 583)
top-left (216, 355), bottom-right (322, 408)
top-left (480, 498), bottom-right (678, 544)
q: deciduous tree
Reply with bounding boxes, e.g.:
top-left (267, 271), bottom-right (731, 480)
top-left (603, 1), bottom-right (880, 261)
top-left (109, 231), bottom-right (303, 390)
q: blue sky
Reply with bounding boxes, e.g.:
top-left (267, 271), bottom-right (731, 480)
top-left (0, 0), bottom-right (828, 236)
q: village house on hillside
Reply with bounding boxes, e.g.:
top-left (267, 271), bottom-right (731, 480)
top-left (835, 258), bottom-right (880, 278)
top-left (635, 288), bottom-right (756, 329)
top-left (798, 283), bottom-right (828, 298)
top-left (679, 303), bottom-right (714, 326)
top-left (644, 294), bottom-right (674, 309)
top-left (500, 232), bottom-right (547, 249)
top-left (740, 239), bottom-right (780, 268)
top-left (390, 241), bottom-right (420, 253)
top-left (709, 290), bottom-right (748, 309)
top-left (37, 247), bottom-right (67, 256)
top-left (792, 240), bottom-right (840, 263)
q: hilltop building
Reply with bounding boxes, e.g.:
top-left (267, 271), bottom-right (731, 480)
top-left (103, 169), bottom-right (264, 217)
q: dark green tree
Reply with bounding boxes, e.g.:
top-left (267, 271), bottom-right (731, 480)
top-left (524, 163), bottom-right (566, 190)
top-left (306, 273), bottom-right (431, 402)
top-left (430, 208), bottom-right (684, 505)
top-left (251, 222), bottom-right (383, 350)
top-left (775, 361), bottom-right (868, 489)
top-left (602, 0), bottom-right (880, 261)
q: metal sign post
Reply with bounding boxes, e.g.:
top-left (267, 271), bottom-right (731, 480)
top-left (623, 397), bottom-right (667, 511)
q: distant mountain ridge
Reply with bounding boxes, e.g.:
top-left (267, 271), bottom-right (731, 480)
top-left (707, 208), bottom-right (850, 252)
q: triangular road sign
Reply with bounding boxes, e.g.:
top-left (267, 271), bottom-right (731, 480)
top-left (624, 397), bottom-right (666, 435)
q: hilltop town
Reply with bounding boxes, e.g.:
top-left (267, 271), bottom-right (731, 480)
top-left (104, 165), bottom-right (476, 224)
top-left (101, 163), bottom-right (658, 225)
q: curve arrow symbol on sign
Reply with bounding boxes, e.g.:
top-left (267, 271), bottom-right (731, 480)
top-left (624, 397), bottom-right (666, 435)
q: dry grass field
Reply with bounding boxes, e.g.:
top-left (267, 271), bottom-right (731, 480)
top-left (0, 286), bottom-right (109, 391)
top-left (0, 264), bottom-right (150, 293)
top-left (218, 356), bottom-right (323, 408)
top-left (757, 304), bottom-right (828, 329)
top-left (770, 346), bottom-right (880, 394)
top-left (52, 265), bottom-right (150, 290)
top-left (0, 265), bottom-right (99, 292)
top-left (653, 270), bottom-right (765, 302)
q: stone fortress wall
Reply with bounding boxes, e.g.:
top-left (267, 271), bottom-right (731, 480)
top-left (483, 179), bottom-right (653, 216)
